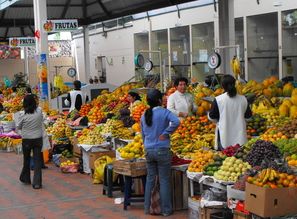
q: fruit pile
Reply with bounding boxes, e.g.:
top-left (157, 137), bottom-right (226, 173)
top-left (77, 126), bottom-right (105, 145)
top-left (187, 150), bottom-right (214, 172)
top-left (117, 135), bottom-right (144, 159)
top-left (60, 159), bottom-right (79, 173)
top-left (61, 149), bottom-right (73, 158)
top-left (101, 119), bottom-right (134, 139)
top-left (130, 102), bottom-right (148, 122)
top-left (3, 96), bottom-right (23, 113)
top-left (274, 138), bottom-right (297, 155)
top-left (173, 140), bottom-right (210, 159)
top-left (171, 155), bottom-right (192, 166)
top-left (260, 127), bottom-right (287, 142)
top-left (277, 119), bottom-right (297, 139)
top-left (247, 168), bottom-right (297, 188)
top-left (79, 104), bottom-right (92, 116)
top-left (203, 155), bottom-right (225, 176)
top-left (47, 118), bottom-right (67, 139)
top-left (286, 154), bottom-right (297, 167)
top-left (246, 114), bottom-right (266, 138)
top-left (87, 106), bottom-right (105, 124)
top-left (222, 144), bottom-right (240, 157)
top-left (245, 140), bottom-right (282, 167)
top-left (214, 157), bottom-right (251, 182)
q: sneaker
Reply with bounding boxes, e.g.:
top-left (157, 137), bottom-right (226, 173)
top-left (162, 212), bottom-right (172, 217)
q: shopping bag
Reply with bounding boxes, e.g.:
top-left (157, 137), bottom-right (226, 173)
top-left (150, 176), bottom-right (161, 215)
top-left (92, 156), bottom-right (114, 184)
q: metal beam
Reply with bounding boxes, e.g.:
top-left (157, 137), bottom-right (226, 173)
top-left (10, 3), bottom-right (83, 8)
top-left (1, 10), bottom-right (6, 20)
top-left (97, 0), bottom-right (111, 17)
top-left (61, 0), bottom-right (72, 18)
top-left (4, 27), bottom-right (9, 39)
top-left (82, 0), bottom-right (87, 19)
top-left (20, 27), bottom-right (25, 36)
top-left (28, 25), bottom-right (34, 35)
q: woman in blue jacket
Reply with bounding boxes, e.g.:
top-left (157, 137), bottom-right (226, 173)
top-left (141, 89), bottom-right (180, 216)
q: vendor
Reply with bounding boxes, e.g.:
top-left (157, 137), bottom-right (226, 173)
top-left (64, 80), bottom-right (89, 112)
top-left (127, 91), bottom-right (141, 109)
top-left (167, 77), bottom-right (197, 119)
top-left (208, 75), bottom-right (252, 150)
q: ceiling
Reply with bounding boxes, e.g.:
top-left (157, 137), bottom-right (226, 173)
top-left (0, 0), bottom-right (199, 40)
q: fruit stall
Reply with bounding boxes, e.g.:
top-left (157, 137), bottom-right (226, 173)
top-left (1, 76), bottom-right (297, 218)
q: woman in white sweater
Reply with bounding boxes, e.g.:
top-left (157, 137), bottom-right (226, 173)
top-left (17, 94), bottom-right (44, 189)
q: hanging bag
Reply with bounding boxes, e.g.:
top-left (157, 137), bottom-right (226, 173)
top-left (150, 176), bottom-right (161, 215)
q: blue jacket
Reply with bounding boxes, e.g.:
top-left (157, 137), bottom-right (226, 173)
top-left (141, 106), bottom-right (180, 149)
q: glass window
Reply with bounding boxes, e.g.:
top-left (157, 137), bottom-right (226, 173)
top-left (282, 9), bottom-right (297, 80)
top-left (151, 29), bottom-right (169, 80)
top-left (247, 13), bottom-right (278, 81)
top-left (235, 18), bottom-right (245, 79)
top-left (170, 26), bottom-right (190, 79)
top-left (192, 22), bottom-right (214, 82)
top-left (134, 32), bottom-right (149, 80)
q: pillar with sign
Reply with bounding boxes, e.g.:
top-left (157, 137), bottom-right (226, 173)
top-left (33, 0), bottom-right (50, 101)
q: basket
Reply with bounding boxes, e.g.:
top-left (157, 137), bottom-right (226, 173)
top-left (113, 159), bottom-right (147, 177)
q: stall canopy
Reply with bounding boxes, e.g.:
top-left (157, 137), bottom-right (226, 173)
top-left (0, 0), bottom-right (200, 40)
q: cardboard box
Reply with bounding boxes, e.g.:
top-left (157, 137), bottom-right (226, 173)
top-left (233, 210), bottom-right (252, 219)
top-left (113, 159), bottom-right (147, 177)
top-left (245, 182), bottom-right (297, 218)
top-left (70, 137), bottom-right (81, 157)
top-left (89, 150), bottom-right (115, 170)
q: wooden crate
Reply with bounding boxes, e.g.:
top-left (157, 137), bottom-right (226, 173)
top-left (113, 160), bottom-right (147, 177)
top-left (171, 169), bottom-right (189, 211)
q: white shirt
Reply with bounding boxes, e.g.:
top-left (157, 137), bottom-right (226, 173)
top-left (64, 90), bottom-right (87, 111)
top-left (213, 93), bottom-right (248, 149)
top-left (167, 90), bottom-right (196, 119)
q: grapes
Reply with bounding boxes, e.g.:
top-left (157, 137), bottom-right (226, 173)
top-left (245, 140), bottom-right (282, 167)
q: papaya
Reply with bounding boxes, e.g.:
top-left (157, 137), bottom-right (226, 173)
top-left (283, 99), bottom-right (293, 108)
top-left (290, 105), bottom-right (297, 118)
top-left (279, 104), bottom-right (289, 117)
top-left (291, 95), bottom-right (297, 106)
top-left (283, 83), bottom-right (294, 97)
top-left (291, 88), bottom-right (297, 97)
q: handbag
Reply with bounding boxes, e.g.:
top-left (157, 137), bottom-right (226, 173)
top-left (150, 176), bottom-right (161, 215)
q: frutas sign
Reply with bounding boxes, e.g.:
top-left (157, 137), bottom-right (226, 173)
top-left (9, 37), bottom-right (36, 47)
top-left (43, 19), bottom-right (78, 32)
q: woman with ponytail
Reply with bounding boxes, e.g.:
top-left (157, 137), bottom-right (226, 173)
top-left (208, 75), bottom-right (252, 150)
top-left (141, 89), bottom-right (179, 216)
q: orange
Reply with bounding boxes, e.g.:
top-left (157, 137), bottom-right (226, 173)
top-left (283, 179), bottom-right (289, 187)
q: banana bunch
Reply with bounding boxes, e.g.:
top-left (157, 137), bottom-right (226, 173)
top-left (231, 56), bottom-right (241, 79)
top-left (112, 127), bottom-right (134, 140)
top-left (256, 168), bottom-right (278, 183)
top-left (252, 97), bottom-right (277, 114)
top-left (78, 126), bottom-right (105, 145)
top-left (194, 134), bottom-right (215, 147)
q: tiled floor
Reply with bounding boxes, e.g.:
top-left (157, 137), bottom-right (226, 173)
top-left (0, 153), bottom-right (187, 219)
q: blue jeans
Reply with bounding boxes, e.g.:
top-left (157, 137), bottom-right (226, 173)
top-left (144, 147), bottom-right (172, 214)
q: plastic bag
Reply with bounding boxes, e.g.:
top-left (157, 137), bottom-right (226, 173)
top-left (150, 176), bottom-right (161, 215)
top-left (92, 155), bottom-right (114, 184)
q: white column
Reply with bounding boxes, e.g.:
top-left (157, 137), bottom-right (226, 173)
top-left (33, 0), bottom-right (51, 102)
top-left (218, 0), bottom-right (235, 75)
top-left (278, 10), bottom-right (283, 79)
top-left (168, 28), bottom-right (171, 80)
top-left (24, 47), bottom-right (29, 83)
top-left (83, 26), bottom-right (90, 83)
top-left (243, 16), bottom-right (248, 81)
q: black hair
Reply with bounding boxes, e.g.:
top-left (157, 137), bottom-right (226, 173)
top-left (128, 91), bottom-right (141, 101)
top-left (222, 75), bottom-right (237, 98)
top-left (23, 94), bottom-right (37, 114)
top-left (144, 89), bottom-right (162, 127)
top-left (174, 77), bottom-right (188, 87)
top-left (25, 86), bottom-right (32, 94)
top-left (73, 80), bottom-right (81, 90)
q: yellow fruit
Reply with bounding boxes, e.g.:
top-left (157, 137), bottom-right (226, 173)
top-left (279, 104), bottom-right (289, 117)
top-left (291, 95), bottom-right (297, 106)
top-left (290, 105), bottom-right (297, 118)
